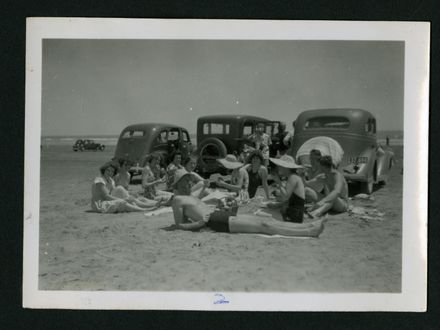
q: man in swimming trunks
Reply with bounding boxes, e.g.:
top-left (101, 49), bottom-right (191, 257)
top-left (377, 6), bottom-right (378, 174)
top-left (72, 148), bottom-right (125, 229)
top-left (171, 169), bottom-right (325, 237)
top-left (308, 155), bottom-right (349, 217)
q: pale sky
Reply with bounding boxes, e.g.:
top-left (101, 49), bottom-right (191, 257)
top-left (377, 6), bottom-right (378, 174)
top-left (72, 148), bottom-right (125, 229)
top-left (42, 39), bottom-right (404, 136)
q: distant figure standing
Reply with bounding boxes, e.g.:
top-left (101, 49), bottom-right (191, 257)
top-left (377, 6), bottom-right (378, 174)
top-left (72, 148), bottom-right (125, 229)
top-left (248, 123), bottom-right (272, 166)
top-left (386, 136), bottom-right (390, 146)
top-left (271, 121), bottom-right (290, 157)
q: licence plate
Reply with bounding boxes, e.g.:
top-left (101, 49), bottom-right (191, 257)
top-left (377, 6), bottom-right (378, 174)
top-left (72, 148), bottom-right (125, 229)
top-left (348, 156), bottom-right (368, 164)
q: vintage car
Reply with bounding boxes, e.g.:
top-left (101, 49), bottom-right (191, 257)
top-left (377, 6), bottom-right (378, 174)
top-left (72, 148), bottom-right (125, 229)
top-left (290, 108), bottom-right (394, 194)
top-left (196, 115), bottom-right (280, 176)
top-left (114, 123), bottom-right (193, 178)
top-left (72, 139), bottom-right (105, 151)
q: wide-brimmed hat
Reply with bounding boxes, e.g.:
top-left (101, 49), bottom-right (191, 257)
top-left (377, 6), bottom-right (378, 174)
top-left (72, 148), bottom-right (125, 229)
top-left (172, 169), bottom-right (194, 188)
top-left (217, 154), bottom-right (244, 169)
top-left (269, 155), bottom-right (303, 169)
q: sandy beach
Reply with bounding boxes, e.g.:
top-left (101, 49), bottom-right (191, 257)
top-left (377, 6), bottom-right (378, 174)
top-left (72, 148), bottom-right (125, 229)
top-left (38, 145), bottom-right (403, 292)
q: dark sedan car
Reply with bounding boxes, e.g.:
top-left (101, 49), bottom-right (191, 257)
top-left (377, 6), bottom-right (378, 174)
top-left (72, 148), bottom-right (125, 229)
top-left (72, 139), bottom-right (105, 152)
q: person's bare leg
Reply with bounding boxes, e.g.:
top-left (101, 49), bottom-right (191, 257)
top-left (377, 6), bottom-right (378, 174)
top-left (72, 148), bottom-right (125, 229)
top-left (229, 214), bottom-right (324, 237)
top-left (134, 197), bottom-right (159, 208)
top-left (305, 187), bottom-right (320, 203)
top-left (331, 197), bottom-right (348, 213)
top-left (309, 201), bottom-right (333, 218)
top-left (120, 202), bottom-right (149, 212)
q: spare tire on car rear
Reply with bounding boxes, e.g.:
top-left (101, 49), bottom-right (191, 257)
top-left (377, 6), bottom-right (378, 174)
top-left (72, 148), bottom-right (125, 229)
top-left (197, 137), bottom-right (227, 174)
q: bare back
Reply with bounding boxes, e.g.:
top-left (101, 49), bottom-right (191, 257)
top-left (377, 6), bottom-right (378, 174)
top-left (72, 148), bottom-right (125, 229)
top-left (171, 195), bottom-right (216, 225)
top-left (324, 170), bottom-right (348, 200)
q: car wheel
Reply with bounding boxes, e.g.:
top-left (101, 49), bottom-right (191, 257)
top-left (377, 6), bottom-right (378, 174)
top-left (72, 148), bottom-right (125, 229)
top-left (360, 181), bottom-right (374, 195)
top-left (100, 145), bottom-right (105, 151)
top-left (79, 146), bottom-right (84, 151)
top-left (197, 137), bottom-right (227, 172)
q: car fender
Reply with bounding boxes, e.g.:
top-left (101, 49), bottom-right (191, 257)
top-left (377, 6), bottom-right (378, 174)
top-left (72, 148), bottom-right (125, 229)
top-left (349, 147), bottom-right (377, 182)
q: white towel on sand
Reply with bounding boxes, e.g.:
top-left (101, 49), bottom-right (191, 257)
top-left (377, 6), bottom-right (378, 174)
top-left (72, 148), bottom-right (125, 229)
top-left (144, 207), bottom-right (173, 217)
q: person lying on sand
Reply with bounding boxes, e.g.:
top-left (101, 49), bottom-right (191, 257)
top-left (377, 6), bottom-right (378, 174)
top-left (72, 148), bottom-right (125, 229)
top-left (307, 155), bottom-right (349, 218)
top-left (171, 169), bottom-right (325, 237)
top-left (91, 161), bottom-right (161, 213)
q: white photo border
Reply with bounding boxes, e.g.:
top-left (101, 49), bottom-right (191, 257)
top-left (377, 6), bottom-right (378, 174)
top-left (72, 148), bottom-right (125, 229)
top-left (24, 18), bottom-right (429, 311)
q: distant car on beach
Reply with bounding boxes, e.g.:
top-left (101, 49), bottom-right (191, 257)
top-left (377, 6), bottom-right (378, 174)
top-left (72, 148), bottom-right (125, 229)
top-left (72, 139), bottom-right (105, 152)
top-left (114, 123), bottom-right (193, 179)
top-left (196, 115), bottom-right (280, 176)
top-left (290, 108), bottom-right (394, 194)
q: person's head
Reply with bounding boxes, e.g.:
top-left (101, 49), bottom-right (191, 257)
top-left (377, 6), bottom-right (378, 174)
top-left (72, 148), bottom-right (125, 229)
top-left (171, 152), bottom-right (182, 165)
top-left (256, 123), bottom-right (265, 134)
top-left (183, 156), bottom-right (197, 172)
top-left (146, 153), bottom-right (162, 167)
top-left (318, 155), bottom-right (333, 173)
top-left (217, 154), bottom-right (243, 172)
top-left (279, 122), bottom-right (286, 132)
top-left (247, 150), bottom-right (264, 167)
top-left (309, 149), bottom-right (322, 167)
top-left (172, 169), bottom-right (194, 195)
top-left (269, 155), bottom-right (303, 177)
top-left (116, 157), bottom-right (133, 170)
top-left (99, 161), bottom-right (120, 178)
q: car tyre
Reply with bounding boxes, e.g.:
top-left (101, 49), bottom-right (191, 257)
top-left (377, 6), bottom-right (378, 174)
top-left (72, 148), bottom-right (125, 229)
top-left (100, 145), bottom-right (105, 151)
top-left (360, 181), bottom-right (374, 195)
top-left (197, 137), bottom-right (227, 172)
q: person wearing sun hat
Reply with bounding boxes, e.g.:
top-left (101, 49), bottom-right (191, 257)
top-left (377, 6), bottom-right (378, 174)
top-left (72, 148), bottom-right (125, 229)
top-left (216, 154), bottom-right (250, 204)
top-left (265, 154), bottom-right (307, 223)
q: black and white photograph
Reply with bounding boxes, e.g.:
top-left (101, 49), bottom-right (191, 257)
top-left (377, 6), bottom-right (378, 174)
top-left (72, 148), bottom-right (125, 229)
top-left (23, 18), bottom-right (429, 311)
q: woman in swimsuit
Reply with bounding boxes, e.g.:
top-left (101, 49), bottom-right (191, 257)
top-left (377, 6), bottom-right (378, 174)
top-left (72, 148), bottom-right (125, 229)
top-left (171, 169), bottom-right (324, 237)
top-left (91, 161), bottom-right (159, 213)
top-left (243, 150), bottom-right (270, 199)
top-left (264, 155), bottom-right (306, 223)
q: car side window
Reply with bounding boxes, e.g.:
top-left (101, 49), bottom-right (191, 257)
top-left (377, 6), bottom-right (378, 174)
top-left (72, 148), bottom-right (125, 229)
top-left (158, 130), bottom-right (168, 143)
top-left (203, 123), bottom-right (210, 134)
top-left (243, 124), bottom-right (253, 136)
top-left (182, 131), bottom-right (190, 142)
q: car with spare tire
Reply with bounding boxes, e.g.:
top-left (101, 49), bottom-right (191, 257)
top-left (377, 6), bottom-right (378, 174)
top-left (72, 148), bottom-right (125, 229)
top-left (196, 115), bottom-right (280, 176)
top-left (290, 108), bottom-right (394, 194)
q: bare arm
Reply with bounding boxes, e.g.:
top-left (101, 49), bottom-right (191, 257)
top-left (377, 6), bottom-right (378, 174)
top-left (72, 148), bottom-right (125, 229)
top-left (172, 198), bottom-right (206, 231)
top-left (320, 172), bottom-right (344, 203)
top-left (217, 170), bottom-right (243, 192)
top-left (259, 166), bottom-right (270, 199)
top-left (96, 183), bottom-right (123, 202)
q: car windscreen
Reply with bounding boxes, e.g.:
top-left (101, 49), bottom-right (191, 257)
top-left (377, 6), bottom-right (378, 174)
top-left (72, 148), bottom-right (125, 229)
top-left (304, 116), bottom-right (350, 129)
top-left (121, 130), bottom-right (145, 138)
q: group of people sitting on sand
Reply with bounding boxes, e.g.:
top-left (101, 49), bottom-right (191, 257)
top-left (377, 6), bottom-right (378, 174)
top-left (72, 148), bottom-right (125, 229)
top-left (90, 143), bottom-right (349, 238)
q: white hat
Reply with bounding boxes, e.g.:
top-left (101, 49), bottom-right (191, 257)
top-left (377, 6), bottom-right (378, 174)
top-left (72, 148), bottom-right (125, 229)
top-left (269, 155), bottom-right (303, 169)
top-left (217, 154), bottom-right (244, 169)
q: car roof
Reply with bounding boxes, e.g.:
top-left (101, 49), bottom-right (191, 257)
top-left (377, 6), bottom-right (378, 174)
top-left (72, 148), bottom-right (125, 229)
top-left (198, 114), bottom-right (269, 122)
top-left (121, 123), bottom-right (186, 132)
top-left (296, 108), bottom-right (374, 120)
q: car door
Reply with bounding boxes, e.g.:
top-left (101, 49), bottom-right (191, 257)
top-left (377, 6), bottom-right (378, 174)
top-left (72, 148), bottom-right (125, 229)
top-left (179, 129), bottom-right (192, 159)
